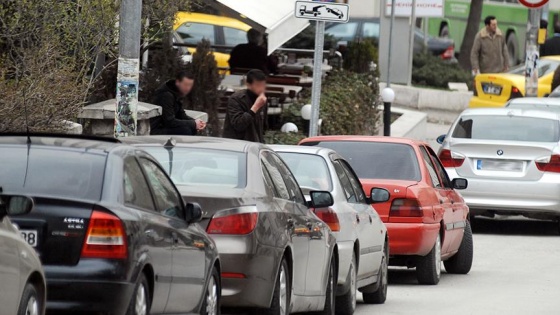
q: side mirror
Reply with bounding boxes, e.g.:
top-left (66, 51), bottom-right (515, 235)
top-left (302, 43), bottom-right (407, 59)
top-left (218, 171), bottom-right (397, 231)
top-left (0, 195), bottom-right (34, 219)
top-left (452, 178), bottom-right (468, 190)
top-left (185, 202), bottom-right (203, 224)
top-left (309, 191), bottom-right (334, 208)
top-left (436, 134), bottom-right (446, 144)
top-left (370, 188), bottom-right (390, 203)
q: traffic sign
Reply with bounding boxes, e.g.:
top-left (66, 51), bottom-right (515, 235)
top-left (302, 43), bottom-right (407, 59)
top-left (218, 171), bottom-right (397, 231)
top-left (519, 0), bottom-right (548, 8)
top-left (294, 1), bottom-right (349, 23)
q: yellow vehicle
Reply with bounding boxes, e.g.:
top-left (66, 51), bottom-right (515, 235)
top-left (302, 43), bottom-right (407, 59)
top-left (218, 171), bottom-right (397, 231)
top-left (469, 56), bottom-right (560, 108)
top-left (173, 12), bottom-right (251, 69)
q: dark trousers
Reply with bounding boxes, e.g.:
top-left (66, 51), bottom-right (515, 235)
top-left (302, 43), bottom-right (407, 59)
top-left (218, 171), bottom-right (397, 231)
top-left (151, 125), bottom-right (195, 136)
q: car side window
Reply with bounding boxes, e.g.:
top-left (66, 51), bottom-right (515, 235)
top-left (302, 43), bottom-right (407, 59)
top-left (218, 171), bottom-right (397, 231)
top-left (332, 160), bottom-right (357, 203)
top-left (419, 147), bottom-right (442, 188)
top-left (426, 146), bottom-right (452, 188)
top-left (176, 22), bottom-right (215, 45)
top-left (270, 153), bottom-right (306, 205)
top-left (261, 152), bottom-right (290, 200)
top-left (362, 22), bottom-right (380, 39)
top-left (339, 160), bottom-right (367, 203)
top-left (139, 158), bottom-right (183, 218)
top-left (223, 27), bottom-right (247, 46)
top-left (123, 157), bottom-right (156, 211)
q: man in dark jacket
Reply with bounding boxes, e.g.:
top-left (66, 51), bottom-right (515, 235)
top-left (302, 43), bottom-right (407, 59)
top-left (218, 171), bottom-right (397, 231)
top-left (222, 70), bottom-right (267, 143)
top-left (229, 29), bottom-right (270, 73)
top-left (150, 71), bottom-right (205, 135)
top-left (541, 22), bottom-right (560, 57)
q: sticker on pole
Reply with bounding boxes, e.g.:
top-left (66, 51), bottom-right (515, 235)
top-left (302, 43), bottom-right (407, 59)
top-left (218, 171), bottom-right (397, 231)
top-left (519, 0), bottom-right (549, 8)
top-left (295, 1), bottom-right (349, 23)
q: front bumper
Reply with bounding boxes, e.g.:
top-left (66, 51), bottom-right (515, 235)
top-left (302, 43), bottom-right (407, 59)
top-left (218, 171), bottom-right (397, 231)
top-left (386, 222), bottom-right (440, 258)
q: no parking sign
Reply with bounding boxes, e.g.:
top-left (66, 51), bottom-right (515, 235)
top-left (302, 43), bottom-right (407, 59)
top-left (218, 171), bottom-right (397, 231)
top-left (518, 0), bottom-right (549, 8)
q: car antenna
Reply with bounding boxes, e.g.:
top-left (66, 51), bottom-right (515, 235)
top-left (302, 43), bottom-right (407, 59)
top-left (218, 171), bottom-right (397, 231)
top-left (22, 87), bottom-right (31, 144)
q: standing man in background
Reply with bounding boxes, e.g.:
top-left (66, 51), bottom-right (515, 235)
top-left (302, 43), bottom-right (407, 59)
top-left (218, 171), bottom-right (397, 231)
top-left (541, 22), bottom-right (560, 57)
top-left (229, 29), bottom-right (270, 73)
top-left (471, 16), bottom-right (510, 74)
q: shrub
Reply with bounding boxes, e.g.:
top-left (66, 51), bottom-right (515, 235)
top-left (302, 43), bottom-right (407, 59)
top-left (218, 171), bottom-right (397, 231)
top-left (412, 53), bottom-right (472, 89)
top-left (264, 130), bottom-right (306, 145)
top-left (343, 40), bottom-right (378, 74)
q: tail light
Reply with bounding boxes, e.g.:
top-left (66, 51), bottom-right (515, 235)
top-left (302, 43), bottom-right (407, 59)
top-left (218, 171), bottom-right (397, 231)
top-left (207, 209), bottom-right (258, 235)
top-left (221, 272), bottom-right (246, 279)
top-left (536, 155), bottom-right (560, 173)
top-left (441, 45), bottom-right (454, 60)
top-left (81, 210), bottom-right (127, 259)
top-left (510, 86), bottom-right (523, 99)
top-left (439, 149), bottom-right (465, 168)
top-left (390, 199), bottom-right (423, 217)
top-left (313, 207), bottom-right (340, 232)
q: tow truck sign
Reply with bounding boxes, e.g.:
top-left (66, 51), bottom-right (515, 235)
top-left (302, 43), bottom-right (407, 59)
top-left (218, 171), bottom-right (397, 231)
top-left (294, 1), bottom-right (349, 23)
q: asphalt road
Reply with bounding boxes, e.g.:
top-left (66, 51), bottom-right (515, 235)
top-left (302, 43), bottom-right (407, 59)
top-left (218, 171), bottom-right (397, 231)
top-left (355, 217), bottom-right (560, 315)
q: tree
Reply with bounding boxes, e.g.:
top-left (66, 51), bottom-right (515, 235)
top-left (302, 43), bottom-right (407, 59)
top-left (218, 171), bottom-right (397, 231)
top-left (458, 0), bottom-right (483, 71)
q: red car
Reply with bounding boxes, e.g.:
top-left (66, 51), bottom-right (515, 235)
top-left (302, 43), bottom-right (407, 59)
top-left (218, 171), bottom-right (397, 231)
top-left (300, 136), bottom-right (473, 285)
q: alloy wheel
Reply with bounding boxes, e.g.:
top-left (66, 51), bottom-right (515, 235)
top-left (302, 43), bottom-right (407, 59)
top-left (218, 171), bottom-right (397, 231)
top-left (205, 275), bottom-right (219, 315)
top-left (135, 283), bottom-right (147, 315)
top-left (279, 264), bottom-right (288, 315)
top-left (25, 296), bottom-right (39, 315)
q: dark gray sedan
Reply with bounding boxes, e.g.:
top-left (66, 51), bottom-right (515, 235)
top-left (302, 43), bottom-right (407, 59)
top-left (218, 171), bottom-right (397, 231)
top-left (124, 136), bottom-right (339, 315)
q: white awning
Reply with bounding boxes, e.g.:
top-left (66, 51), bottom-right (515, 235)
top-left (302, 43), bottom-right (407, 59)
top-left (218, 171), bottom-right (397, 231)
top-left (215, 0), bottom-right (309, 55)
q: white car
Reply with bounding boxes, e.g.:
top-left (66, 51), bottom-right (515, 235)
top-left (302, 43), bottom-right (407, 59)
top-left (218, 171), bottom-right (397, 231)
top-left (505, 97), bottom-right (560, 113)
top-left (272, 145), bottom-right (389, 314)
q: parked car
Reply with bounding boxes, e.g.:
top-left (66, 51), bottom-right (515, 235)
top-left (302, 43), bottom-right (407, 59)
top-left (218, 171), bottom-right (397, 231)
top-left (122, 136), bottom-right (339, 314)
top-left (300, 136), bottom-right (473, 285)
top-left (0, 134), bottom-right (221, 315)
top-left (469, 56), bottom-right (560, 108)
top-left (0, 195), bottom-right (46, 315)
top-left (272, 145), bottom-right (388, 313)
top-left (437, 108), bottom-right (560, 227)
top-left (324, 18), bottom-right (456, 60)
top-left (506, 97), bottom-right (560, 113)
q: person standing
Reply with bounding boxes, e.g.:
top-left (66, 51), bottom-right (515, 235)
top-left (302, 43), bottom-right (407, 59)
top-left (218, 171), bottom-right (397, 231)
top-left (150, 71), bottom-right (206, 135)
top-left (228, 29), bottom-right (270, 73)
top-left (222, 70), bottom-right (268, 143)
top-left (541, 22), bottom-right (560, 57)
top-left (471, 16), bottom-right (510, 74)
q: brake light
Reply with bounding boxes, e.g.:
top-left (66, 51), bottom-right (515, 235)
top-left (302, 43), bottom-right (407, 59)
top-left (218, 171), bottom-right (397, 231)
top-left (438, 149), bottom-right (465, 168)
top-left (207, 212), bottom-right (258, 235)
top-left (510, 86), bottom-right (523, 99)
top-left (536, 155), bottom-right (560, 173)
top-left (390, 199), bottom-right (423, 217)
top-left (313, 207), bottom-right (340, 232)
top-left (221, 272), bottom-right (246, 279)
top-left (441, 45), bottom-right (454, 60)
top-left (81, 210), bottom-right (127, 259)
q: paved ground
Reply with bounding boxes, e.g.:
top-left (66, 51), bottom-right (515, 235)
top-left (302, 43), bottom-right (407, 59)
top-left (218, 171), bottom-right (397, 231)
top-left (355, 217), bottom-right (560, 315)
top-left (425, 122), bottom-right (451, 151)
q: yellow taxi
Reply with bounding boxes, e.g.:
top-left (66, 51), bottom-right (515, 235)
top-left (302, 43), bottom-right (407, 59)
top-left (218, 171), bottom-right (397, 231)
top-left (173, 12), bottom-right (251, 69)
top-left (469, 56), bottom-right (560, 108)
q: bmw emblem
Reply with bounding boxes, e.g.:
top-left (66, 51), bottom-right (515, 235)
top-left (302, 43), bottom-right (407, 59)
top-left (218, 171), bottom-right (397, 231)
top-left (497, 150), bottom-right (504, 156)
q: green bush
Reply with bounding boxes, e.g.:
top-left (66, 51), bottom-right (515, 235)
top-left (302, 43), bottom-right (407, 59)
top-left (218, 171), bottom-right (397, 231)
top-left (343, 40), bottom-right (378, 74)
top-left (412, 53), bottom-right (472, 89)
top-left (264, 130), bottom-right (306, 145)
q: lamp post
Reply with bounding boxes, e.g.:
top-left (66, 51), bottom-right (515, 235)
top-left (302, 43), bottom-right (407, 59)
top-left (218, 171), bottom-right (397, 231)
top-left (381, 87), bottom-right (395, 136)
top-left (301, 104), bottom-right (312, 136)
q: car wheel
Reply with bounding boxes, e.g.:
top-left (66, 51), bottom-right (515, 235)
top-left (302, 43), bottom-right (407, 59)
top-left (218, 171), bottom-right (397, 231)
top-left (201, 266), bottom-right (220, 315)
top-left (262, 258), bottom-right (290, 315)
top-left (335, 252), bottom-right (357, 314)
top-left (444, 221), bottom-right (473, 274)
top-left (416, 234), bottom-right (441, 285)
top-left (316, 258), bottom-right (335, 315)
top-left (17, 283), bottom-right (41, 315)
top-left (127, 273), bottom-right (151, 315)
top-left (363, 242), bottom-right (388, 304)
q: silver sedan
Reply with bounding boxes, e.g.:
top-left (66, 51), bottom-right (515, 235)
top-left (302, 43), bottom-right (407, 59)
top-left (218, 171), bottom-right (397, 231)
top-left (272, 145), bottom-right (389, 314)
top-left (438, 108), bottom-right (560, 222)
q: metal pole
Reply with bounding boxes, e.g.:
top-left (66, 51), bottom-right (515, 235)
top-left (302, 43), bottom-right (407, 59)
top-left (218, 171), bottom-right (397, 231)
top-left (309, 21), bottom-right (325, 137)
top-left (386, 0), bottom-right (396, 88)
top-left (525, 8), bottom-right (541, 98)
top-left (383, 102), bottom-right (391, 136)
top-left (406, 0), bottom-right (417, 86)
top-left (423, 17), bottom-right (429, 54)
top-left (115, 0), bottom-right (142, 138)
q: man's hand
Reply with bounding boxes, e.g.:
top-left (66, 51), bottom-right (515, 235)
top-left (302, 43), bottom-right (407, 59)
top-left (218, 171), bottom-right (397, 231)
top-left (251, 94), bottom-right (267, 113)
top-left (472, 68), bottom-right (479, 76)
top-left (195, 119), bottom-right (206, 131)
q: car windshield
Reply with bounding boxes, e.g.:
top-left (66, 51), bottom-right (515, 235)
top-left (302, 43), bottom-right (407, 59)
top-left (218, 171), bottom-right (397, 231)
top-left (508, 59), bottom-right (560, 78)
top-left (303, 142), bottom-right (421, 181)
top-left (0, 146), bottom-right (106, 201)
top-left (277, 152), bottom-right (333, 192)
top-left (452, 115), bottom-right (560, 142)
top-left (143, 147), bottom-right (247, 188)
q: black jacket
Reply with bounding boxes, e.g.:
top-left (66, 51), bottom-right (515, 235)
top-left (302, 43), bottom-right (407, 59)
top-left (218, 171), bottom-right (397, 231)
top-left (222, 90), bottom-right (266, 143)
top-left (229, 43), bottom-right (269, 73)
top-left (150, 80), bottom-right (196, 132)
top-left (540, 35), bottom-right (560, 57)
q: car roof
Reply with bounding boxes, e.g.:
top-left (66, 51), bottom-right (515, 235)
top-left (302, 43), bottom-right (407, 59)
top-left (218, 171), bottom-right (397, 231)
top-left (301, 135), bottom-right (429, 147)
top-left (120, 136), bottom-right (260, 153)
top-left (270, 144), bottom-right (336, 156)
top-left (0, 134), bottom-right (121, 154)
top-left (458, 107), bottom-right (560, 119)
top-left (174, 12), bottom-right (251, 31)
top-left (507, 97), bottom-right (560, 106)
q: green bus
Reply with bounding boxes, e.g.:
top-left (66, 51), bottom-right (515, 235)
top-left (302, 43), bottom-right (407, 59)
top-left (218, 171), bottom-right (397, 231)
top-left (427, 0), bottom-right (560, 66)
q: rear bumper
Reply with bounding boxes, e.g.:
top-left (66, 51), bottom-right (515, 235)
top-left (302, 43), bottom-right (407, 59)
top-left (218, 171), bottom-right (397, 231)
top-left (468, 96), bottom-right (505, 108)
top-left (386, 222), bottom-right (440, 258)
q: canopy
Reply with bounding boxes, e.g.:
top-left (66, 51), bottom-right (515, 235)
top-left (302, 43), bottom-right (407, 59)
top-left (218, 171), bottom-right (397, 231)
top-left (214, 0), bottom-right (309, 55)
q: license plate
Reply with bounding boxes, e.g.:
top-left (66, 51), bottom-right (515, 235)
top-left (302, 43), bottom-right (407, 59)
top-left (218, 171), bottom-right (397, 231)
top-left (20, 230), bottom-right (38, 247)
top-left (476, 159), bottom-right (523, 171)
top-left (482, 83), bottom-right (502, 95)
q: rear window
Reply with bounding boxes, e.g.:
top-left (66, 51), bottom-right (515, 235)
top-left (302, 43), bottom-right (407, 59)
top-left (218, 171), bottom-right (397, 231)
top-left (0, 146), bottom-right (106, 200)
top-left (452, 115), bottom-right (560, 142)
top-left (277, 152), bottom-right (333, 192)
top-left (303, 142), bottom-right (421, 181)
top-left (143, 147), bottom-right (247, 188)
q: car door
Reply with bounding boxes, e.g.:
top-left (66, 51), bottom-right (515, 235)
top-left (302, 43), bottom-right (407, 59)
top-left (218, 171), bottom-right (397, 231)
top-left (0, 217), bottom-right (21, 315)
top-left (138, 157), bottom-right (207, 314)
top-left (123, 156), bottom-right (173, 314)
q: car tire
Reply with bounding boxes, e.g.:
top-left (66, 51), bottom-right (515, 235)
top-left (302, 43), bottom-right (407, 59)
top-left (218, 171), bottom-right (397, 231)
top-left (262, 258), bottom-right (290, 315)
top-left (416, 234), bottom-right (441, 285)
top-left (126, 273), bottom-right (151, 315)
top-left (335, 253), bottom-right (357, 314)
top-left (17, 283), bottom-right (41, 315)
top-left (316, 258), bottom-right (335, 315)
top-left (444, 221), bottom-right (473, 274)
top-left (363, 242), bottom-right (388, 304)
top-left (201, 266), bottom-right (220, 315)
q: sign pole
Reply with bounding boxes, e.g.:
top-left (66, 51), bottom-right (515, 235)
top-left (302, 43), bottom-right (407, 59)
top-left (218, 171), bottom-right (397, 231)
top-left (406, 0), bottom-right (417, 86)
top-left (309, 20), bottom-right (325, 137)
top-left (386, 0), bottom-right (396, 88)
top-left (525, 7), bottom-right (541, 97)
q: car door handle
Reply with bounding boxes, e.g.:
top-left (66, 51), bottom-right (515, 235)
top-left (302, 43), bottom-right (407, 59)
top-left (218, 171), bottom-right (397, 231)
top-left (145, 230), bottom-right (157, 239)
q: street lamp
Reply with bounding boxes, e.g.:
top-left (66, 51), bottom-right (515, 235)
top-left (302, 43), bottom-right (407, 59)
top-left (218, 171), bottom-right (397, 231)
top-left (381, 87), bottom-right (395, 136)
